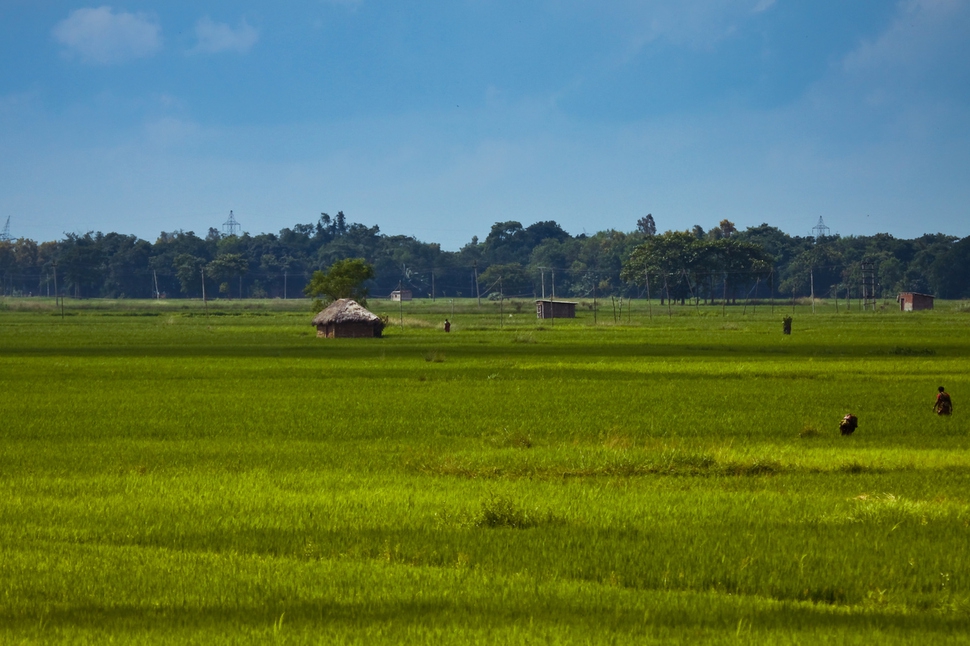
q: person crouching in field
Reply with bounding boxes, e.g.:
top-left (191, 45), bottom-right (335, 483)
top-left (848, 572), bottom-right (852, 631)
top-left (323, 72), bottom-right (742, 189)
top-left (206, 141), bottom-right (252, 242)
top-left (935, 386), bottom-right (953, 415)
top-left (840, 414), bottom-right (858, 435)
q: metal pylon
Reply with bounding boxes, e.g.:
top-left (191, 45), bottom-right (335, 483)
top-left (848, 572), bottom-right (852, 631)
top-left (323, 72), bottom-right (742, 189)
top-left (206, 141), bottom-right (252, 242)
top-left (222, 210), bottom-right (241, 237)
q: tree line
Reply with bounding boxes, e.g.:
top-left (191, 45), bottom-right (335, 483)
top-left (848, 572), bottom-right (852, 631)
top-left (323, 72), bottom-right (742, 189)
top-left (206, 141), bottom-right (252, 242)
top-left (1, 211), bottom-right (969, 301)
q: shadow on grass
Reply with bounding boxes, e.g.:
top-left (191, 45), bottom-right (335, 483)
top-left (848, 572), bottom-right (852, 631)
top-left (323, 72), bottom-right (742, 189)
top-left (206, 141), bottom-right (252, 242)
top-left (2, 339), bottom-right (965, 361)
top-left (2, 593), bottom-right (968, 638)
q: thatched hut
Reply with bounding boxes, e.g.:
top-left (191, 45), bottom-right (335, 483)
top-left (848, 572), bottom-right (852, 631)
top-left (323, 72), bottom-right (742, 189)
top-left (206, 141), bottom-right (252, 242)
top-left (312, 299), bottom-right (385, 338)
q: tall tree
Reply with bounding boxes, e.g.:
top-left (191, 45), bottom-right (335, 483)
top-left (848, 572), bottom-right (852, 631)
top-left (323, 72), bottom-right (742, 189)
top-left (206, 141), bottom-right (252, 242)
top-left (636, 214), bottom-right (657, 237)
top-left (207, 253), bottom-right (249, 298)
top-left (478, 263), bottom-right (531, 298)
top-left (304, 257), bottom-right (376, 310)
top-left (173, 253), bottom-right (207, 297)
top-left (621, 230), bottom-right (703, 303)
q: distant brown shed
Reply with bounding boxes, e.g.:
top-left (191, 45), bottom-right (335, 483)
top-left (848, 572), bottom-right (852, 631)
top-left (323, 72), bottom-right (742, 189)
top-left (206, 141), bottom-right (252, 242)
top-left (897, 292), bottom-right (935, 312)
top-left (535, 299), bottom-right (577, 319)
top-left (312, 299), bottom-right (385, 338)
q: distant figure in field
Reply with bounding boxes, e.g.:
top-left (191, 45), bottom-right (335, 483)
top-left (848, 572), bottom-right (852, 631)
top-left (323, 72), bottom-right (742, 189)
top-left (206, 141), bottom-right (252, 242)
top-left (935, 386), bottom-right (953, 415)
top-left (840, 414), bottom-right (858, 436)
top-left (444, 319), bottom-right (451, 333)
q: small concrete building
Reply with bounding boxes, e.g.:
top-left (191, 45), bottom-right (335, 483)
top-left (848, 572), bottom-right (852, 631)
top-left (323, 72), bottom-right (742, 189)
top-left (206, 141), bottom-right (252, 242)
top-left (389, 289), bottom-right (413, 302)
top-left (312, 299), bottom-right (384, 338)
top-left (897, 292), bottom-right (935, 311)
top-left (535, 299), bottom-right (577, 319)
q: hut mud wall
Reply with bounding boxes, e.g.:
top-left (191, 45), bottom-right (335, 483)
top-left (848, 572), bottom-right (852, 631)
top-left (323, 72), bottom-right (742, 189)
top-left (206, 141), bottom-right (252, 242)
top-left (317, 322), bottom-right (382, 338)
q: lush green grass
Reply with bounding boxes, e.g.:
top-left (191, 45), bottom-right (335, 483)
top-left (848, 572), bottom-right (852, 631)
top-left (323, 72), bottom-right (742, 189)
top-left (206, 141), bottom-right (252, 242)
top-left (1, 297), bottom-right (969, 643)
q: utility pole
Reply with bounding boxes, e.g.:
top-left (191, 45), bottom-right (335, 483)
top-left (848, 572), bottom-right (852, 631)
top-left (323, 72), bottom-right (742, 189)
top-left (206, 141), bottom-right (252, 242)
top-left (861, 261), bottom-right (876, 311)
top-left (593, 278), bottom-right (597, 325)
top-left (551, 269), bottom-right (556, 323)
top-left (770, 267), bottom-right (775, 315)
top-left (53, 261), bottom-right (63, 319)
top-left (645, 271), bottom-right (652, 321)
top-left (664, 274), bottom-right (672, 317)
top-left (810, 268), bottom-right (815, 314)
top-left (474, 263), bottom-right (480, 307)
top-left (721, 274), bottom-right (727, 317)
top-left (201, 268), bottom-right (209, 320)
top-left (499, 277), bottom-right (504, 329)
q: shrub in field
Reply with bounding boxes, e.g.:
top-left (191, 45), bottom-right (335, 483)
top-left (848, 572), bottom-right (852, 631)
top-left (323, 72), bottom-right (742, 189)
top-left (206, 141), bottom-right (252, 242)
top-left (831, 493), bottom-right (952, 526)
top-left (475, 495), bottom-right (536, 529)
top-left (723, 458), bottom-right (783, 476)
top-left (888, 346), bottom-right (935, 356)
top-left (486, 428), bottom-right (533, 449)
top-left (838, 461), bottom-right (871, 474)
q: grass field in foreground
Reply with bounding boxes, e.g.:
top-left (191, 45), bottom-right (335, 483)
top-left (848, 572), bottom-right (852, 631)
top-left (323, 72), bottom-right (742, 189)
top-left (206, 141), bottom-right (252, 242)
top-left (1, 297), bottom-right (969, 644)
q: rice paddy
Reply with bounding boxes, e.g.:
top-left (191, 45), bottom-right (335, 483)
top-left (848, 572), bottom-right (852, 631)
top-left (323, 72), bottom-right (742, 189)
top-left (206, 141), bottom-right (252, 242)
top-left (1, 297), bottom-right (969, 644)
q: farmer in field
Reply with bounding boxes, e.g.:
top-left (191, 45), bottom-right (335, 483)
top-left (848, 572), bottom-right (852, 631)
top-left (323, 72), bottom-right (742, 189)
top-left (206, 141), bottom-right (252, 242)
top-left (935, 386), bottom-right (953, 415)
top-left (444, 319), bottom-right (451, 332)
top-left (840, 414), bottom-right (858, 435)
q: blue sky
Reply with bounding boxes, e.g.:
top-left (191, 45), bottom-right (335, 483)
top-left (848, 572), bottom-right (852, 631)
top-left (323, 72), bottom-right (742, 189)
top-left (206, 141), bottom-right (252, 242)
top-left (1, 1), bottom-right (968, 249)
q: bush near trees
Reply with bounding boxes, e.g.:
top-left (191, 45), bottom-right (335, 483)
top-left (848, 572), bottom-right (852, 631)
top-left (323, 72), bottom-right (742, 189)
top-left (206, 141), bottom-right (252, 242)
top-left (2, 213), bottom-right (970, 301)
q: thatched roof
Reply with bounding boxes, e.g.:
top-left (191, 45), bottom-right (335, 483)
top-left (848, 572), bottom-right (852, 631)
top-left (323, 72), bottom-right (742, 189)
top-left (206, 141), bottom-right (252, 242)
top-left (312, 299), bottom-right (381, 326)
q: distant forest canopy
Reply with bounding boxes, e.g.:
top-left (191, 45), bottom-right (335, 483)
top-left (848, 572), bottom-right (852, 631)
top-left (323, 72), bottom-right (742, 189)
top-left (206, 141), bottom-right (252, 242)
top-left (1, 212), bottom-right (969, 301)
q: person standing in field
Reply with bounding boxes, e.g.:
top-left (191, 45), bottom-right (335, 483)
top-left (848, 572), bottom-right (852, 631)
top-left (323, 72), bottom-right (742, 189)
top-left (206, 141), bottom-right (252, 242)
top-left (444, 319), bottom-right (451, 333)
top-left (840, 414), bottom-right (858, 435)
top-left (935, 386), bottom-right (953, 415)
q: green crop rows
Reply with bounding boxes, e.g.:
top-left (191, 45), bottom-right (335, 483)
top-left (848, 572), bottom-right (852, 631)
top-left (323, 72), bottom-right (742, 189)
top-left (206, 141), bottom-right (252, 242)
top-left (1, 297), bottom-right (969, 644)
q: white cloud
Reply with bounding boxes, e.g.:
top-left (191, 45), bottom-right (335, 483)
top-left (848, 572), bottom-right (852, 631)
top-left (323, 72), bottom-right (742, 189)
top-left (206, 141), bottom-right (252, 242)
top-left (842, 0), bottom-right (970, 74)
top-left (191, 17), bottom-right (259, 54)
top-left (52, 6), bottom-right (162, 64)
top-left (752, 0), bottom-right (775, 13)
top-left (144, 117), bottom-right (203, 148)
top-left (604, 0), bottom-right (775, 57)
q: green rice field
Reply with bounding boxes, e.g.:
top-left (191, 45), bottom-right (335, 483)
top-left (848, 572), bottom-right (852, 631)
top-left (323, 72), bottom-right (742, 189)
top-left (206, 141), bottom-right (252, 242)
top-left (1, 297), bottom-right (969, 644)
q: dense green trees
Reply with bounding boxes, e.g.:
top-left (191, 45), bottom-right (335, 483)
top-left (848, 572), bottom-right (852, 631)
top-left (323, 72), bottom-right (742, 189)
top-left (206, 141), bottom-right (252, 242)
top-left (2, 213), bottom-right (969, 302)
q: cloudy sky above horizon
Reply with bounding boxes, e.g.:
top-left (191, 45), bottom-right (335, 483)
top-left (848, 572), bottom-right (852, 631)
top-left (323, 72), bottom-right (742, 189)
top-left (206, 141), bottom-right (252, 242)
top-left (1, 1), bottom-right (968, 249)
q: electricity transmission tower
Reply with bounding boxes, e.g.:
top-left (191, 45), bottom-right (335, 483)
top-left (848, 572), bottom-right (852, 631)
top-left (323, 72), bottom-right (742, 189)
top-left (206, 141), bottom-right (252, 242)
top-left (812, 216), bottom-right (830, 240)
top-left (0, 217), bottom-right (11, 242)
top-left (222, 210), bottom-right (241, 237)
